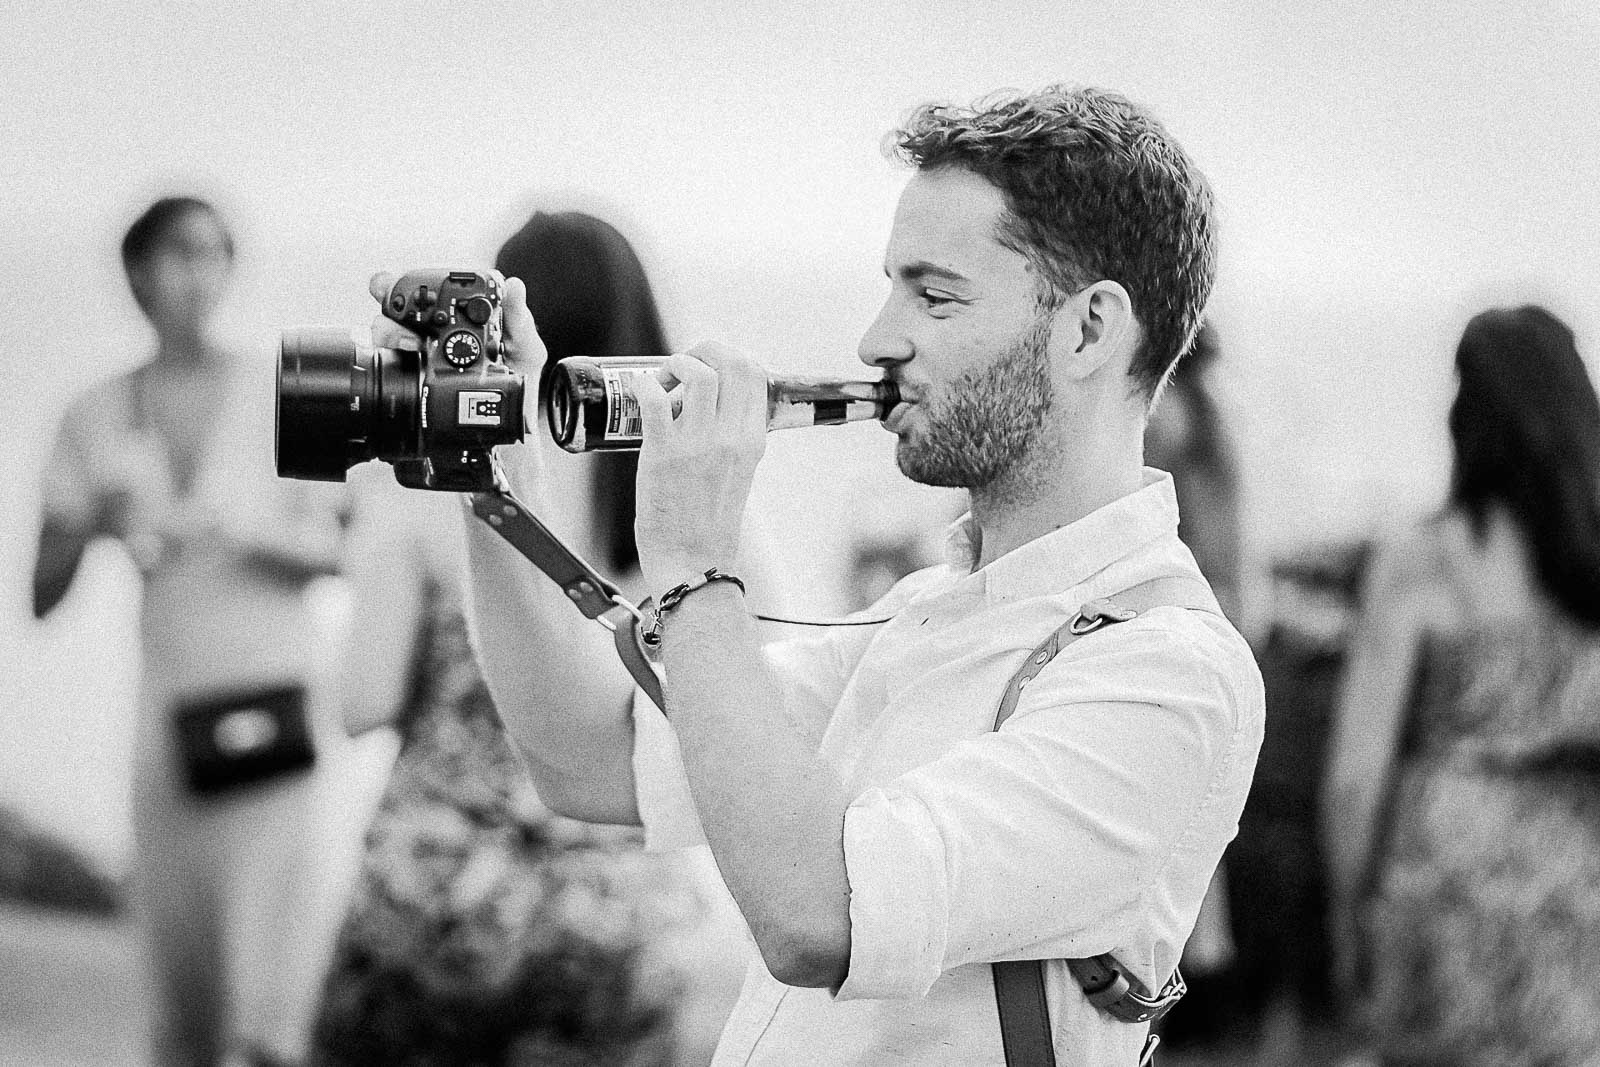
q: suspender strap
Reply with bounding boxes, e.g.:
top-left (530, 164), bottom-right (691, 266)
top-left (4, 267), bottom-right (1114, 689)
top-left (993, 576), bottom-right (1219, 732)
top-left (994, 953), bottom-right (1059, 1066)
top-left (991, 574), bottom-right (1219, 1067)
top-left (469, 488), bottom-right (666, 711)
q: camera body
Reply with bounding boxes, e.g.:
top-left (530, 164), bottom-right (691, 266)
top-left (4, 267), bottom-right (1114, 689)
top-left (276, 268), bottom-right (526, 492)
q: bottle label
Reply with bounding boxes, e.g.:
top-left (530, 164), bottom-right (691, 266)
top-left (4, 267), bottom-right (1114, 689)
top-left (603, 367), bottom-right (649, 442)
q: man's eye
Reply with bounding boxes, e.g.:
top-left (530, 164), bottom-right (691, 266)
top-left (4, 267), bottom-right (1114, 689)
top-left (920, 290), bottom-right (956, 308)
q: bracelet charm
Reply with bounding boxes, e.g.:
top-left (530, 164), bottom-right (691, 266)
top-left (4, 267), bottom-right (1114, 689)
top-left (642, 568), bottom-right (746, 646)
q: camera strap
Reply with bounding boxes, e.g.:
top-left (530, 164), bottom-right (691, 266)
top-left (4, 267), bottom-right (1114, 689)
top-left (468, 488), bottom-right (664, 711)
top-left (992, 574), bottom-right (1218, 1067)
top-left (465, 478), bottom-right (895, 712)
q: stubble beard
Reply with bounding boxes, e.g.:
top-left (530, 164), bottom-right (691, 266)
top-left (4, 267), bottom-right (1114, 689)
top-left (895, 312), bottom-right (1055, 491)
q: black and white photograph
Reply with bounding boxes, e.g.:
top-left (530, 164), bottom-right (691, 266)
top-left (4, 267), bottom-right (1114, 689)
top-left (3, 3), bottom-right (1599, 1065)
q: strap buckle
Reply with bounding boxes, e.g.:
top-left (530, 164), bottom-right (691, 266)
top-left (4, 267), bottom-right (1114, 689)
top-left (596, 594), bottom-right (648, 634)
top-left (1067, 597), bottom-right (1139, 635)
top-left (1082, 964), bottom-right (1187, 1024)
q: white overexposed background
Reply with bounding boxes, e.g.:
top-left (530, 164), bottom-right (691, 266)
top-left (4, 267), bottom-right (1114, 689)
top-left (2, 0), bottom-right (1598, 875)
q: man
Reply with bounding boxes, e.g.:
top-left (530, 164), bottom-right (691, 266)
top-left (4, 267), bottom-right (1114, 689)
top-left (448, 86), bottom-right (1264, 1065)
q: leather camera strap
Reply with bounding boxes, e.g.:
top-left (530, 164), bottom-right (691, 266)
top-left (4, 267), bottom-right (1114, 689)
top-left (991, 574), bottom-right (1219, 1067)
top-left (469, 488), bottom-right (665, 711)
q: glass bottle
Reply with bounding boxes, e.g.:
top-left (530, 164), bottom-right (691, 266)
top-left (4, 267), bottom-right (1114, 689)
top-left (544, 355), bottom-right (900, 453)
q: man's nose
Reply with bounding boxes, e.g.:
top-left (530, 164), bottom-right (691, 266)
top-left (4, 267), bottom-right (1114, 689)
top-left (858, 303), bottom-right (912, 369)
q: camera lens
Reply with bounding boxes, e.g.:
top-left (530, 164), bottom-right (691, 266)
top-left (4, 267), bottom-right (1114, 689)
top-left (277, 328), bottom-right (421, 481)
top-left (277, 328), bottom-right (360, 481)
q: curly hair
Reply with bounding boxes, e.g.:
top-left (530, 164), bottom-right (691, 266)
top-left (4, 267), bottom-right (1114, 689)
top-left (889, 85), bottom-right (1217, 399)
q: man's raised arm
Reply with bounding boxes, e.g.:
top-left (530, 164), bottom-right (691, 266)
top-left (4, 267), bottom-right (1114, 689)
top-left (367, 272), bottom-right (641, 825)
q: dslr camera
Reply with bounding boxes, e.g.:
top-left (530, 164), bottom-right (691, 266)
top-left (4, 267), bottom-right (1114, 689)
top-left (276, 269), bottom-right (525, 492)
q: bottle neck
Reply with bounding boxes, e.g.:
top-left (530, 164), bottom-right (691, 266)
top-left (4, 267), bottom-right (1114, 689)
top-left (767, 374), bottom-right (898, 430)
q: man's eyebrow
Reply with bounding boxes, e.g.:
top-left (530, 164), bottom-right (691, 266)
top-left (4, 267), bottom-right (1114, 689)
top-left (885, 260), bottom-right (970, 285)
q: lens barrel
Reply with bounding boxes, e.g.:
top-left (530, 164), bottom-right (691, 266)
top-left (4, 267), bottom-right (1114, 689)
top-left (277, 326), bottom-right (425, 481)
top-left (277, 328), bottom-right (362, 481)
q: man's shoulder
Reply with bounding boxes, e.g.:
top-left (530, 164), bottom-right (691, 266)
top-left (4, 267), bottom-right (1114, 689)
top-left (857, 561), bottom-right (952, 616)
top-left (1049, 601), bottom-right (1263, 729)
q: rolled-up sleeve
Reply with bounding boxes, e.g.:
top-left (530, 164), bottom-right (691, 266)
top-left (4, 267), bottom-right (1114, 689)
top-left (630, 628), bottom-right (857, 852)
top-left (836, 610), bottom-right (1258, 1001)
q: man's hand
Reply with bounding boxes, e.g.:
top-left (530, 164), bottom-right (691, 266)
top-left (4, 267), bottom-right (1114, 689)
top-left (632, 342), bottom-right (768, 599)
top-left (366, 272), bottom-right (546, 378)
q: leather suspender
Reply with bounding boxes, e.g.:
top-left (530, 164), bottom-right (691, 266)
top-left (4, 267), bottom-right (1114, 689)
top-left (991, 575), bottom-right (1219, 1067)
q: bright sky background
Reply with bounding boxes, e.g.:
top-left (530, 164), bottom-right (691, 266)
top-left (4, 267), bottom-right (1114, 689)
top-left (4, 0), bottom-right (1598, 866)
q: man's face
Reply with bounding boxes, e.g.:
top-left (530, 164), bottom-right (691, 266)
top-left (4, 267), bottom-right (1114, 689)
top-left (859, 167), bottom-right (1057, 489)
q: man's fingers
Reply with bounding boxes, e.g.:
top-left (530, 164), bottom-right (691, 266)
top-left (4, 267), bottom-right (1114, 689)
top-left (634, 367), bottom-right (675, 439)
top-left (500, 276), bottom-right (537, 346)
top-left (662, 352), bottom-right (718, 422)
top-left (369, 272), bottom-right (398, 306)
top-left (687, 341), bottom-right (767, 429)
top-left (371, 316), bottom-right (421, 352)
top-left (495, 275), bottom-right (549, 374)
top-left (367, 272), bottom-right (421, 350)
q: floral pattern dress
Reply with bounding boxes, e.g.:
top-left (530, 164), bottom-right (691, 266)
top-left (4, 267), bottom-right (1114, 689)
top-left (311, 579), bottom-right (708, 1066)
top-left (1360, 620), bottom-right (1600, 1066)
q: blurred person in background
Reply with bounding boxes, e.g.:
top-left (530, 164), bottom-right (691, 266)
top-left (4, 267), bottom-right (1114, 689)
top-left (31, 196), bottom-right (349, 1066)
top-left (1145, 325), bottom-right (1242, 621)
top-left (1325, 305), bottom-right (1600, 1065)
top-left (311, 211), bottom-right (754, 1066)
top-left (1142, 323), bottom-right (1250, 1052)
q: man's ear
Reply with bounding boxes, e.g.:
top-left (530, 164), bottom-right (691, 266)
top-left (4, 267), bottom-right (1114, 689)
top-left (1056, 280), bottom-right (1135, 380)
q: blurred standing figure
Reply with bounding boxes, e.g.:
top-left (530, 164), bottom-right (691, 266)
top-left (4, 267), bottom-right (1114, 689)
top-left (1146, 325), bottom-right (1243, 622)
top-left (311, 211), bottom-right (751, 1066)
top-left (1143, 324), bottom-right (1247, 1046)
top-left (1325, 306), bottom-right (1600, 1065)
top-left (32, 197), bottom-right (347, 1067)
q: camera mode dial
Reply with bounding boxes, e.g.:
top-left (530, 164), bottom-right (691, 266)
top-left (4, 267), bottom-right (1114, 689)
top-left (442, 330), bottom-right (482, 369)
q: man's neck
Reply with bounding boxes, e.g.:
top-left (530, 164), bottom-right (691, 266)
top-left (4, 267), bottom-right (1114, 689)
top-left (966, 412), bottom-right (1145, 571)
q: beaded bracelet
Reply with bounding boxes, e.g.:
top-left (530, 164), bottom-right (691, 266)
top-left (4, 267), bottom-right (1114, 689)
top-left (642, 568), bottom-right (746, 646)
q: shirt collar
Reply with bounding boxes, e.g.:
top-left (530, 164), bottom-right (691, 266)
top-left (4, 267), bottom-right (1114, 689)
top-left (939, 468), bottom-right (1181, 603)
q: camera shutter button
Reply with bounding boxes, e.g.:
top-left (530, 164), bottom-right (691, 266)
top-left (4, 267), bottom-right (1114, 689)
top-left (462, 295), bottom-right (494, 326)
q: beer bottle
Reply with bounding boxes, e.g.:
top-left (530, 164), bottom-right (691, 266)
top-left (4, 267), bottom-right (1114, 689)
top-left (544, 355), bottom-right (900, 453)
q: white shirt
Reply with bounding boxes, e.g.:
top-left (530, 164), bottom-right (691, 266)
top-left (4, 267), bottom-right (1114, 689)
top-left (633, 470), bottom-right (1265, 1066)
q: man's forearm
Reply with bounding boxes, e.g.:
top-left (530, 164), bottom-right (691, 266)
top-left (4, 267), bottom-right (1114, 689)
top-left (659, 583), bottom-right (854, 988)
top-left (460, 454), bottom-right (640, 824)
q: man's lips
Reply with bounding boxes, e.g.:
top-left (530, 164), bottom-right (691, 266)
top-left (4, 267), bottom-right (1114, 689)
top-left (883, 398), bottom-right (913, 432)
